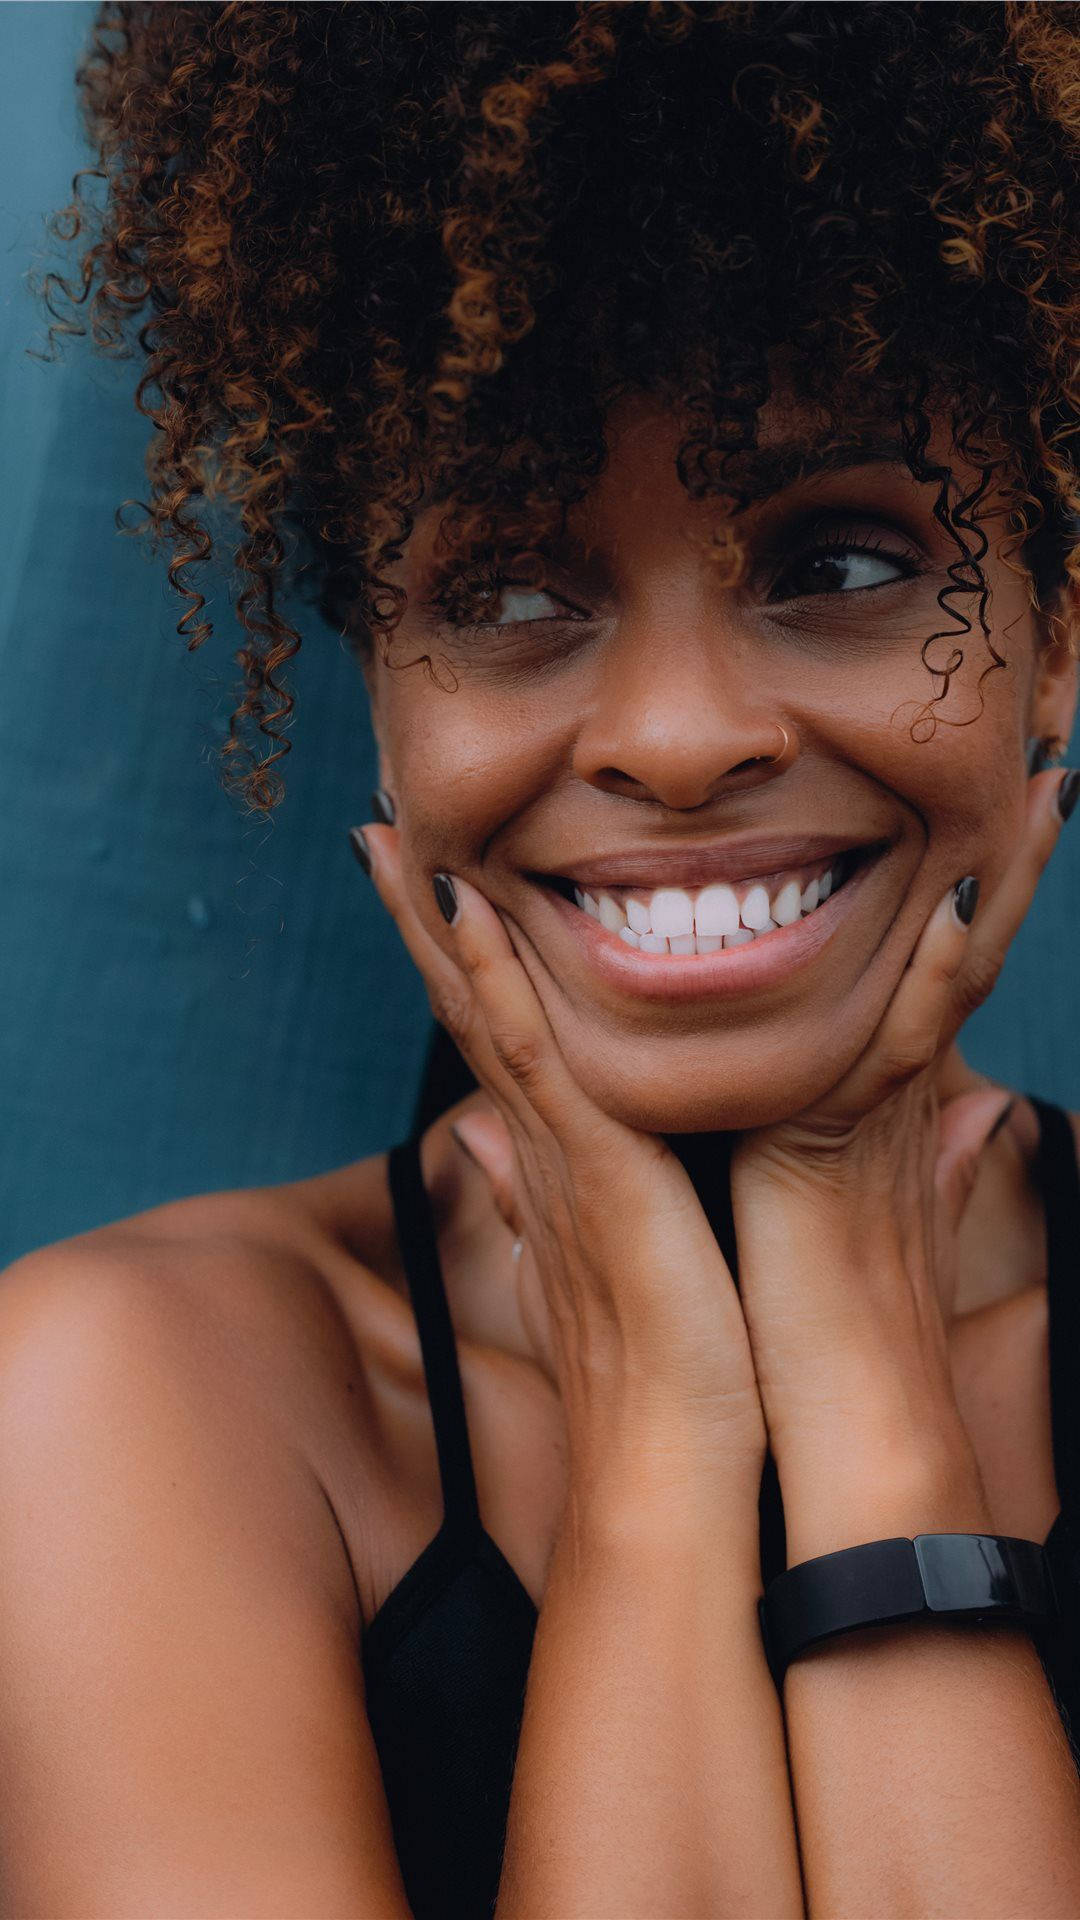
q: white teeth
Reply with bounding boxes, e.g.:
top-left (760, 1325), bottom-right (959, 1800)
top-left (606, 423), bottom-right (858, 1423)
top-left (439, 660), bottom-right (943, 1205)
top-left (648, 887), bottom-right (695, 937)
top-left (568, 852), bottom-right (850, 954)
top-left (739, 883), bottom-right (772, 931)
top-left (771, 879), bottom-right (803, 926)
top-left (693, 883), bottom-right (741, 936)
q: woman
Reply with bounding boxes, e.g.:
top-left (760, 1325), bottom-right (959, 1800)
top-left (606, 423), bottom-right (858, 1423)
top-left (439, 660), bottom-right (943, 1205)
top-left (5, 2), bottom-right (1080, 1913)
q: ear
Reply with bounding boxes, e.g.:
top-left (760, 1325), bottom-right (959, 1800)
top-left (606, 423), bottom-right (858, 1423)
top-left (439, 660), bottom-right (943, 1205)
top-left (1029, 576), bottom-right (1079, 753)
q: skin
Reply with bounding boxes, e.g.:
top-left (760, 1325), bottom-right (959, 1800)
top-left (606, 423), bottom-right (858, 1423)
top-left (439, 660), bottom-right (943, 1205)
top-left (353, 384), bottom-right (1080, 1911)
top-left (2, 387), bottom-right (1078, 1915)
top-left (357, 374), bottom-right (1080, 1535)
top-left (369, 387), bottom-right (1078, 1144)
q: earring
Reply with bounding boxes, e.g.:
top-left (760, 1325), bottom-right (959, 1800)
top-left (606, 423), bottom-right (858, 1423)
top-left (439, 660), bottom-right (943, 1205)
top-left (1026, 735), bottom-right (1068, 776)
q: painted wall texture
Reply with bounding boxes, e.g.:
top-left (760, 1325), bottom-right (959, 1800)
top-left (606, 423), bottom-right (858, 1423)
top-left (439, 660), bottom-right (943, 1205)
top-left (1, 4), bottom-right (1077, 1266)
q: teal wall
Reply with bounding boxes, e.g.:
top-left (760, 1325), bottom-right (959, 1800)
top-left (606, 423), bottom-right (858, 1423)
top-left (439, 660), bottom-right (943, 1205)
top-left (1, 3), bottom-right (1077, 1265)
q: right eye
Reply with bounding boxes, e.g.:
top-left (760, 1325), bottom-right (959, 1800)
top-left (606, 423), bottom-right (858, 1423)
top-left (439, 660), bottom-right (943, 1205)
top-left (459, 582), bottom-right (580, 628)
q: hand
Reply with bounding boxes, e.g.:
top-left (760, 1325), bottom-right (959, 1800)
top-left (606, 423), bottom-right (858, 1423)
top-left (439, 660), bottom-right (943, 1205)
top-left (727, 767), bottom-right (1074, 1503)
top-left (356, 822), bottom-right (768, 1507)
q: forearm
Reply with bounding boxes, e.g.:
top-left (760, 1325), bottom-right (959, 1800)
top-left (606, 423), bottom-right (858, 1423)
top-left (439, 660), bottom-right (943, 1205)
top-left (778, 1443), bottom-right (1080, 1920)
top-left (495, 1430), bottom-right (805, 1920)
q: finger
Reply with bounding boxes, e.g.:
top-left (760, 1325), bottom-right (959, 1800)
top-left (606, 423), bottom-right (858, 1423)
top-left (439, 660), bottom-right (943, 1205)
top-left (449, 1106), bottom-right (524, 1238)
top-left (822, 875), bottom-right (979, 1116)
top-left (356, 826), bottom-right (620, 1158)
top-left (431, 870), bottom-right (622, 1158)
top-left (951, 767), bottom-right (1076, 1023)
top-left (354, 824), bottom-right (534, 1125)
top-left (934, 1086), bottom-right (1015, 1234)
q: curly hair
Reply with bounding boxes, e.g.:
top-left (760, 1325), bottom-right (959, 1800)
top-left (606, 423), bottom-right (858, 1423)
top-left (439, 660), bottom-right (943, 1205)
top-left (42, 0), bottom-right (1080, 814)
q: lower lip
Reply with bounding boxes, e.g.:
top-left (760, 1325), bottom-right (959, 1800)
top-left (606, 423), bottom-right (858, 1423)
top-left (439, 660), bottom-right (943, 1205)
top-left (543, 851), bottom-right (886, 1002)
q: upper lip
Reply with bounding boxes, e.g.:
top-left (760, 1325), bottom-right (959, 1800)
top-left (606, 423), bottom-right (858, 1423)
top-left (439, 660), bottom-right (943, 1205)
top-left (537, 831), bottom-right (888, 890)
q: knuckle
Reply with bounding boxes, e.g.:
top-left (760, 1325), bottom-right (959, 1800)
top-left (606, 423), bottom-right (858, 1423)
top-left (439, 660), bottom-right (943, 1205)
top-left (428, 982), bottom-right (474, 1043)
top-left (881, 1032), bottom-right (938, 1083)
top-left (957, 948), bottom-right (1002, 1015)
top-left (490, 1025), bottom-right (544, 1088)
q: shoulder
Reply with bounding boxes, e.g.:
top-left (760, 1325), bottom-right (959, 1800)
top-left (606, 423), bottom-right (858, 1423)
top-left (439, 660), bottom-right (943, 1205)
top-left (0, 1169), bottom-right (400, 1580)
top-left (0, 1185), bottom-right (417, 1913)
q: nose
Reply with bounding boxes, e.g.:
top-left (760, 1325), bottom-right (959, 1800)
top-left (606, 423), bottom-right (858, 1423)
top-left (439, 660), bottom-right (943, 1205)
top-left (571, 611), bottom-right (794, 810)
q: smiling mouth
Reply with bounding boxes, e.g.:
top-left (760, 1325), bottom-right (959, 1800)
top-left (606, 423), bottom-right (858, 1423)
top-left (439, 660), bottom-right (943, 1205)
top-left (537, 844), bottom-right (884, 956)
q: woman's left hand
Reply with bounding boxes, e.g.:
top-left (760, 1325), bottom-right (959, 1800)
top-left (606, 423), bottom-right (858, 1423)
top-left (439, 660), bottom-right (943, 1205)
top-left (729, 766), bottom-right (1074, 1546)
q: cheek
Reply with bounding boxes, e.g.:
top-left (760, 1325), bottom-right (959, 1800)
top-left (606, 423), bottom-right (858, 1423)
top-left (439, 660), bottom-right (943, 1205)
top-left (382, 682), bottom-right (565, 866)
top-left (807, 652), bottom-right (1028, 884)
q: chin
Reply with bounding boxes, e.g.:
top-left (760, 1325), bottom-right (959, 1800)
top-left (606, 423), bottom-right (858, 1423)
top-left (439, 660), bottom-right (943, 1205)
top-left (565, 1036), bottom-right (861, 1135)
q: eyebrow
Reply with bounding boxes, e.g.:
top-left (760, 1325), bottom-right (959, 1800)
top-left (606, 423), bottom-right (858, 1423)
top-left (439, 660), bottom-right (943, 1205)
top-left (715, 433), bottom-right (917, 503)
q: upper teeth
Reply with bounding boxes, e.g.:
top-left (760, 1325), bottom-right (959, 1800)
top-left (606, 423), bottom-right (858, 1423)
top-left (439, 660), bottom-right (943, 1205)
top-left (571, 856), bottom-right (841, 952)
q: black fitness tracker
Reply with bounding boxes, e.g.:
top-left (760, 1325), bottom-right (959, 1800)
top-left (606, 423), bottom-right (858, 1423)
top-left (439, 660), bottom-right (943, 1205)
top-left (758, 1533), bottom-right (1061, 1688)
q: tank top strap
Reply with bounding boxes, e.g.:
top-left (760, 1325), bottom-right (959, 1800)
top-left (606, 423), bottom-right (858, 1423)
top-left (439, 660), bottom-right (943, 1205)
top-left (386, 1135), bottom-right (482, 1541)
top-left (1027, 1094), bottom-right (1080, 1519)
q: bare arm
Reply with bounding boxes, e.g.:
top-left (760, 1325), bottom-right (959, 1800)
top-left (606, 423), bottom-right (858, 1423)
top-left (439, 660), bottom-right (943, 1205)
top-left (363, 830), bottom-right (806, 1919)
top-left (495, 1420), bottom-right (804, 1920)
top-left (727, 781), bottom-right (1080, 1917)
top-left (0, 1242), bottom-right (414, 1920)
top-left (778, 1440), bottom-right (1080, 1920)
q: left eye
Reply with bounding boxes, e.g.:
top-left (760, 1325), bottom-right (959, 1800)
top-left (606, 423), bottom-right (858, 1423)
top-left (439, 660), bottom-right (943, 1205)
top-left (482, 584), bottom-right (571, 625)
top-left (772, 538), bottom-right (918, 600)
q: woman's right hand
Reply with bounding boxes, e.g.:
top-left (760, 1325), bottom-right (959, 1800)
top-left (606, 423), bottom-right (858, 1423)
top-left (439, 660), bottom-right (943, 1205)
top-left (357, 824), bottom-right (766, 1506)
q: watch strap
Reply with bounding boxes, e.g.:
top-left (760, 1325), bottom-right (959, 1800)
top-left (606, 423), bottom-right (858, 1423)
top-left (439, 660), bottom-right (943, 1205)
top-left (758, 1533), bottom-right (1061, 1688)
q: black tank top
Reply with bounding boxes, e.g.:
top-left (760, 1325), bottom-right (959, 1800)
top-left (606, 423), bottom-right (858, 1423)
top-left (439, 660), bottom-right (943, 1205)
top-left (361, 1094), bottom-right (1080, 1920)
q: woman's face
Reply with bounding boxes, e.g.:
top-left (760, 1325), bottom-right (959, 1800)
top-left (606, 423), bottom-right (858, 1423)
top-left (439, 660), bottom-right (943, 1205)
top-left (372, 390), bottom-right (1077, 1132)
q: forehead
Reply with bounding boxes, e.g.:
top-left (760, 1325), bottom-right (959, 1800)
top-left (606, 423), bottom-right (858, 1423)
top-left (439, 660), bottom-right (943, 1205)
top-left (398, 381), bottom-right (995, 585)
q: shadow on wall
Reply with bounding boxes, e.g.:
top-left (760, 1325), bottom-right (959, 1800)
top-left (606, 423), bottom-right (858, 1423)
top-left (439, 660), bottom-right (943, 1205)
top-left (0, 5), bottom-right (1077, 1267)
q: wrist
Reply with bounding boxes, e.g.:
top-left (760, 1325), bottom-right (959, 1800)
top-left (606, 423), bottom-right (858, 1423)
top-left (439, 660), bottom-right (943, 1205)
top-left (564, 1420), bottom-right (764, 1565)
top-left (777, 1428), bottom-right (994, 1567)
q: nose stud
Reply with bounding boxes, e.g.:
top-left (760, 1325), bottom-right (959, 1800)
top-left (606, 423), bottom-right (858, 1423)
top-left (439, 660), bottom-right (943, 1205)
top-left (761, 724), bottom-right (789, 766)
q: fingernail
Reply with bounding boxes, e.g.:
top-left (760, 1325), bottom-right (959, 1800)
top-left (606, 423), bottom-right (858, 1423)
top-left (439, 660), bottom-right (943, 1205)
top-left (988, 1096), bottom-right (1016, 1142)
top-left (433, 871), bottom-right (459, 925)
top-left (371, 788), bottom-right (396, 825)
top-left (953, 874), bottom-right (979, 926)
top-left (449, 1122), bottom-right (482, 1171)
top-left (1057, 769), bottom-right (1080, 823)
top-left (348, 827), bottom-right (372, 876)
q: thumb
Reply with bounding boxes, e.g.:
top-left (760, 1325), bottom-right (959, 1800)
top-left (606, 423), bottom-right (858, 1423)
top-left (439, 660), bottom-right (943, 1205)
top-left (934, 1086), bottom-right (1015, 1234)
top-left (450, 1106), bottom-right (524, 1239)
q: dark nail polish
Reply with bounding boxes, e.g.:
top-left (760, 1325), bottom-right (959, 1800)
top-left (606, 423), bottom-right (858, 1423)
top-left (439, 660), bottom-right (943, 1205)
top-left (1057, 769), bottom-right (1080, 823)
top-left (953, 874), bottom-right (979, 926)
top-left (433, 871), bottom-right (459, 925)
top-left (348, 827), bottom-right (372, 876)
top-left (371, 787), bottom-right (396, 825)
